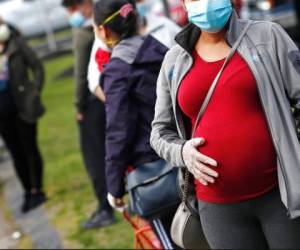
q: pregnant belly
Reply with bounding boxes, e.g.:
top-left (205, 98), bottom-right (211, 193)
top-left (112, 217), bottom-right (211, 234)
top-left (194, 115), bottom-right (278, 203)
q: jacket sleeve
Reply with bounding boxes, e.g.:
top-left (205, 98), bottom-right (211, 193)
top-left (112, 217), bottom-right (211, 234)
top-left (150, 53), bottom-right (186, 167)
top-left (101, 60), bottom-right (137, 198)
top-left (73, 29), bottom-right (93, 113)
top-left (19, 38), bottom-right (45, 92)
top-left (271, 23), bottom-right (300, 135)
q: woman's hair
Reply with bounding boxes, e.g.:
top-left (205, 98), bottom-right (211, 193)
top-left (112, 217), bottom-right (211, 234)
top-left (93, 0), bottom-right (138, 40)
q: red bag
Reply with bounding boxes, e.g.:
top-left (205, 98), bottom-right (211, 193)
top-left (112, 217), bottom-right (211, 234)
top-left (123, 211), bottom-right (163, 250)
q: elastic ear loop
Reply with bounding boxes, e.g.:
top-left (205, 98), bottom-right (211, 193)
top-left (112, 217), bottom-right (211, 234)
top-left (96, 10), bottom-right (120, 46)
top-left (101, 10), bottom-right (121, 26)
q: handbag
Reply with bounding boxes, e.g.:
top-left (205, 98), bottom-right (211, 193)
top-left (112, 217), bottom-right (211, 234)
top-left (127, 159), bottom-right (181, 219)
top-left (171, 21), bottom-right (253, 249)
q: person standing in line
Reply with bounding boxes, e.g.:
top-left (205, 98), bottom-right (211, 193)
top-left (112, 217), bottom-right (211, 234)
top-left (61, 0), bottom-right (115, 229)
top-left (93, 0), bottom-right (180, 241)
top-left (0, 20), bottom-right (46, 213)
top-left (151, 0), bottom-right (300, 249)
top-left (87, 0), bottom-right (181, 100)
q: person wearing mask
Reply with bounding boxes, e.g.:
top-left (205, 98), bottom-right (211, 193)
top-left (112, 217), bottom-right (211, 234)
top-left (87, 0), bottom-right (181, 100)
top-left (93, 0), bottom-right (178, 239)
top-left (62, 0), bottom-right (115, 229)
top-left (151, 0), bottom-right (300, 249)
top-left (0, 21), bottom-right (46, 213)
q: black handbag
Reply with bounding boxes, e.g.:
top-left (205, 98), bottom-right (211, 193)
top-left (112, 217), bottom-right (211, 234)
top-left (127, 159), bottom-right (181, 219)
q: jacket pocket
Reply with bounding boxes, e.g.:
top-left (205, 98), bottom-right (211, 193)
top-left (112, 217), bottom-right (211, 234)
top-left (16, 81), bottom-right (45, 122)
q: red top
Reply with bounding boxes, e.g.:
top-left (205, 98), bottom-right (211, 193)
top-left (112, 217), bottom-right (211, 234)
top-left (178, 50), bottom-right (278, 203)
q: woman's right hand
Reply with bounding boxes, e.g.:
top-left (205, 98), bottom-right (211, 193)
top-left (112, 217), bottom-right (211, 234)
top-left (182, 138), bottom-right (219, 186)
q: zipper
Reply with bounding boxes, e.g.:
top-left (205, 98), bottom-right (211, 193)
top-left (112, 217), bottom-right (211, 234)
top-left (174, 54), bottom-right (194, 140)
top-left (240, 49), bottom-right (291, 214)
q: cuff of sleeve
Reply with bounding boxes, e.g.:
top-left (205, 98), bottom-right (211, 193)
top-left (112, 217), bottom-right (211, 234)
top-left (75, 102), bottom-right (86, 114)
top-left (107, 176), bottom-right (126, 199)
top-left (180, 141), bottom-right (188, 167)
top-left (108, 186), bottom-right (126, 199)
top-left (172, 139), bottom-right (187, 167)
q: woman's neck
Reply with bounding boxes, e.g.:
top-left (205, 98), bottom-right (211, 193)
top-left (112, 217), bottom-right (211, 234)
top-left (195, 28), bottom-right (231, 62)
top-left (200, 29), bottom-right (227, 44)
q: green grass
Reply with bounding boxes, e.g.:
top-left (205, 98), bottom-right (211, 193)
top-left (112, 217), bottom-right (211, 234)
top-left (40, 55), bottom-right (133, 249)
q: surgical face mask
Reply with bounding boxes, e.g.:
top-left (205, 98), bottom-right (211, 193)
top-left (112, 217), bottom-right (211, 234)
top-left (0, 24), bottom-right (11, 43)
top-left (69, 11), bottom-right (86, 28)
top-left (136, 1), bottom-right (151, 19)
top-left (185, 0), bottom-right (233, 33)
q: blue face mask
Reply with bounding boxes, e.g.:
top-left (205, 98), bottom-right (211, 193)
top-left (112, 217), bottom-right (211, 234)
top-left (186, 0), bottom-right (233, 33)
top-left (69, 11), bottom-right (86, 28)
top-left (137, 2), bottom-right (151, 19)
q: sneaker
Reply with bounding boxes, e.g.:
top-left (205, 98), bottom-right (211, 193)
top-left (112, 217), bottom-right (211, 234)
top-left (80, 210), bottom-right (116, 230)
top-left (22, 192), bottom-right (47, 213)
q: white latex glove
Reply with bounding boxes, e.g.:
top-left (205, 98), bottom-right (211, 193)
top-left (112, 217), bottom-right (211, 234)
top-left (182, 138), bottom-right (219, 186)
top-left (107, 193), bottom-right (127, 213)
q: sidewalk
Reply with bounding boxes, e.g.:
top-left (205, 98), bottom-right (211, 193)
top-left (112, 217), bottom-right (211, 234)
top-left (0, 207), bottom-right (17, 249)
top-left (0, 155), bottom-right (63, 249)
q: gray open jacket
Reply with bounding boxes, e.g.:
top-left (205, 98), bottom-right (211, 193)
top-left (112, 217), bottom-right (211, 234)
top-left (150, 11), bottom-right (300, 219)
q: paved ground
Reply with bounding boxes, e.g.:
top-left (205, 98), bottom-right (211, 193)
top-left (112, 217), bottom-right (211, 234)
top-left (0, 155), bottom-right (64, 249)
top-left (0, 208), bottom-right (17, 249)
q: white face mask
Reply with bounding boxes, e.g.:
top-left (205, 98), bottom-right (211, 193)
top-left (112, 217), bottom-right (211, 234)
top-left (0, 24), bottom-right (11, 43)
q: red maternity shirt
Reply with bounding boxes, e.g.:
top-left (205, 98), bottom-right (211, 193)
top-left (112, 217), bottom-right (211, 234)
top-left (177, 50), bottom-right (278, 203)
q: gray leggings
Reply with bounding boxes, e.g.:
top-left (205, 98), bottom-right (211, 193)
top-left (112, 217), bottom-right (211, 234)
top-left (198, 189), bottom-right (300, 249)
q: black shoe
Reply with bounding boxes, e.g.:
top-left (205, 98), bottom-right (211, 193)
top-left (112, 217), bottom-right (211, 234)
top-left (22, 192), bottom-right (47, 214)
top-left (80, 210), bottom-right (116, 230)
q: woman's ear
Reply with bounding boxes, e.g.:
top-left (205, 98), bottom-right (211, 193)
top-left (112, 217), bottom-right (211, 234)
top-left (93, 23), bottom-right (106, 41)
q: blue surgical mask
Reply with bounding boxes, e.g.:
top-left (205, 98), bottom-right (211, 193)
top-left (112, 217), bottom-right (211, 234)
top-left (137, 2), bottom-right (150, 19)
top-left (186, 0), bottom-right (233, 33)
top-left (69, 11), bottom-right (86, 28)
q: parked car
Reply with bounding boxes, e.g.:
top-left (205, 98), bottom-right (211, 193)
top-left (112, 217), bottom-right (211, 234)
top-left (0, 0), bottom-right (69, 38)
top-left (240, 0), bottom-right (300, 42)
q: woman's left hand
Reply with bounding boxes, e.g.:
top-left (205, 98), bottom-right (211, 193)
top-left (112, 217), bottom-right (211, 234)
top-left (107, 193), bottom-right (127, 213)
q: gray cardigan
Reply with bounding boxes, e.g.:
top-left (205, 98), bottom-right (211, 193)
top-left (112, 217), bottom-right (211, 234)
top-left (151, 11), bottom-right (300, 219)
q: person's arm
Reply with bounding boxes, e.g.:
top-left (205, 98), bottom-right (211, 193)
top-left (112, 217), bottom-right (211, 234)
top-left (271, 23), bottom-right (300, 135)
top-left (73, 29), bottom-right (93, 115)
top-left (151, 50), bottom-right (218, 185)
top-left (150, 52), bottom-right (186, 167)
top-left (19, 38), bottom-right (44, 92)
top-left (101, 60), bottom-right (137, 198)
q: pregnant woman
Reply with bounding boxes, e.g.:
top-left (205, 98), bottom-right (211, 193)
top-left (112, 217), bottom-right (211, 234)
top-left (151, 0), bottom-right (300, 249)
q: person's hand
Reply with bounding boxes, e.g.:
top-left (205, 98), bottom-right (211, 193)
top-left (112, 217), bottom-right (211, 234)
top-left (107, 193), bottom-right (127, 213)
top-left (76, 112), bottom-right (84, 122)
top-left (182, 138), bottom-right (219, 186)
top-left (95, 86), bottom-right (106, 103)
